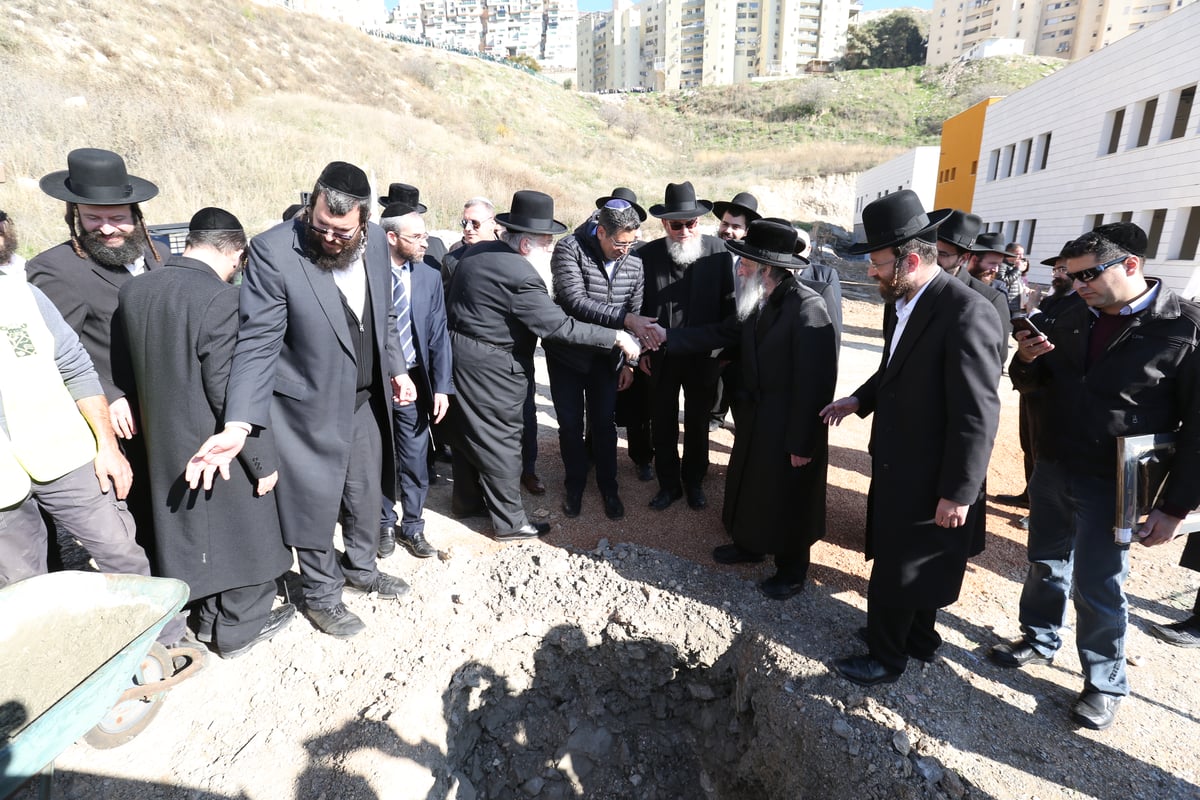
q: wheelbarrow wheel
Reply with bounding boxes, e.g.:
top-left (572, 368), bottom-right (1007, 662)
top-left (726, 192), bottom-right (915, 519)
top-left (84, 642), bottom-right (172, 749)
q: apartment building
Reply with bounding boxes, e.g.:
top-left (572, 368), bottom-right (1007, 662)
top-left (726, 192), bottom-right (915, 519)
top-left (579, 0), bottom-right (859, 92)
top-left (971, 1), bottom-right (1200, 296)
top-left (927, 0), bottom-right (1197, 66)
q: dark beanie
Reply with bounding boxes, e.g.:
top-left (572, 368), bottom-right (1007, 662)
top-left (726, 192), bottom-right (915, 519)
top-left (318, 161), bottom-right (370, 200)
top-left (189, 206), bottom-right (243, 232)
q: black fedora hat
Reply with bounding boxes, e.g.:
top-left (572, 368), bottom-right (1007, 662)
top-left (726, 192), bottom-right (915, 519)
top-left (594, 187), bottom-right (646, 221)
top-left (712, 192), bottom-right (762, 224)
top-left (495, 190), bottom-right (567, 236)
top-left (1040, 241), bottom-right (1073, 267)
top-left (726, 218), bottom-right (809, 270)
top-left (40, 148), bottom-right (159, 205)
top-left (648, 181), bottom-right (713, 220)
top-left (969, 232), bottom-right (1018, 258)
top-left (378, 182), bottom-right (427, 213)
top-left (934, 209), bottom-right (982, 250)
top-left (848, 190), bottom-right (950, 255)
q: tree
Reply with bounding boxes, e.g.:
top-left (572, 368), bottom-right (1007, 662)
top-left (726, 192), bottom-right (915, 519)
top-left (840, 11), bottom-right (927, 70)
top-left (506, 53), bottom-right (542, 73)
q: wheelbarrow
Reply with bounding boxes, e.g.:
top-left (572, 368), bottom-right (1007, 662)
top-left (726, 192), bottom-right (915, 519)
top-left (0, 571), bottom-right (197, 798)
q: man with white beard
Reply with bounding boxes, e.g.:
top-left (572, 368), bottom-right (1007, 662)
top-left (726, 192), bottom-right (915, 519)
top-left (443, 191), bottom-right (642, 540)
top-left (638, 182), bottom-right (734, 512)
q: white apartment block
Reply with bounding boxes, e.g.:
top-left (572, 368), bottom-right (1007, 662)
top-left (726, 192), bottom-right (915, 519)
top-left (852, 147), bottom-right (940, 239)
top-left (971, 2), bottom-right (1200, 297)
top-left (927, 0), bottom-right (1197, 66)
top-left (385, 0), bottom-right (578, 68)
top-left (578, 0), bottom-right (859, 92)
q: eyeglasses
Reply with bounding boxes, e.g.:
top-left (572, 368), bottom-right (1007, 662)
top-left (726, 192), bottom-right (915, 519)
top-left (869, 257), bottom-right (898, 271)
top-left (609, 239), bottom-right (636, 251)
top-left (1068, 254), bottom-right (1128, 283)
top-left (666, 218), bottom-right (699, 232)
top-left (398, 232), bottom-right (429, 243)
top-left (309, 220), bottom-right (361, 242)
top-left (936, 249), bottom-right (958, 260)
top-left (461, 218), bottom-right (493, 230)
top-left (1051, 265), bottom-right (1069, 274)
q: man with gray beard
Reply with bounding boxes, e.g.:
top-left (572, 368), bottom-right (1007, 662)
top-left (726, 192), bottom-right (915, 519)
top-left (638, 182), bottom-right (733, 512)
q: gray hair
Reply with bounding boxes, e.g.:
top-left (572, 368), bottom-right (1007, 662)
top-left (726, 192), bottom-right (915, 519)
top-left (311, 180), bottom-right (371, 224)
top-left (378, 211), bottom-right (420, 235)
top-left (463, 196), bottom-right (495, 214)
top-left (500, 228), bottom-right (548, 252)
top-left (184, 228), bottom-right (247, 254)
top-left (597, 205), bottom-right (641, 236)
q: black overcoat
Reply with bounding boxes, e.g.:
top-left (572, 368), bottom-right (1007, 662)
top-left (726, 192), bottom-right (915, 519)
top-left (115, 257), bottom-right (290, 600)
top-left (855, 268), bottom-right (1002, 608)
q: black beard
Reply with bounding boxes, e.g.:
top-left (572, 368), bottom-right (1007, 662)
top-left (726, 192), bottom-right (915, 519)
top-left (877, 269), bottom-right (915, 303)
top-left (79, 225), bottom-right (147, 268)
top-left (307, 227), bottom-right (366, 272)
top-left (1050, 277), bottom-right (1072, 295)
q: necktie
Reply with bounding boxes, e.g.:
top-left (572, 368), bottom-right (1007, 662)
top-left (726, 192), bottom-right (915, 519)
top-left (393, 265), bottom-right (417, 369)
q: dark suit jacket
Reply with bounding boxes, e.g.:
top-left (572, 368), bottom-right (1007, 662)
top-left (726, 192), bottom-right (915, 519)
top-left (424, 236), bottom-right (447, 269)
top-left (854, 268), bottom-right (1002, 607)
top-left (28, 239), bottom-right (165, 401)
top-left (953, 267), bottom-right (1011, 363)
top-left (802, 261), bottom-right (844, 351)
top-left (401, 259), bottom-right (453, 408)
top-left (224, 219), bottom-right (403, 550)
top-left (115, 256), bottom-right (290, 599)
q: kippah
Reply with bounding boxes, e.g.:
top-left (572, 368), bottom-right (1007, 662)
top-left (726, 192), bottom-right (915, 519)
top-left (1092, 221), bottom-right (1148, 257)
top-left (189, 206), bottom-right (243, 232)
top-left (318, 161), bottom-right (371, 200)
top-left (603, 199), bottom-right (632, 210)
top-left (381, 202), bottom-right (418, 219)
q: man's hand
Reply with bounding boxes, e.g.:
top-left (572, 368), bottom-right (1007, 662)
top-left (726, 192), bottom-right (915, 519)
top-left (614, 330), bottom-right (641, 361)
top-left (639, 358), bottom-right (653, 377)
top-left (392, 373), bottom-right (418, 405)
top-left (935, 498), bottom-right (969, 528)
top-left (790, 454), bottom-right (812, 468)
top-left (1137, 509), bottom-right (1185, 547)
top-left (644, 322), bottom-right (668, 351)
top-left (94, 445), bottom-right (133, 499)
top-left (820, 397), bottom-right (860, 426)
top-left (1014, 329), bottom-right (1054, 364)
top-left (256, 471), bottom-right (279, 496)
top-left (109, 397), bottom-right (138, 439)
top-left (617, 366), bottom-right (635, 391)
top-left (432, 393), bottom-right (450, 424)
top-left (186, 425), bottom-right (249, 490)
top-left (624, 314), bottom-right (663, 349)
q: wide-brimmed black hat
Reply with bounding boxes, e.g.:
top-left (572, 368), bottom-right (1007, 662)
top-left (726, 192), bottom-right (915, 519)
top-left (712, 192), bottom-right (762, 224)
top-left (318, 161), bottom-right (370, 200)
top-left (594, 187), bottom-right (646, 221)
top-left (1093, 222), bottom-right (1148, 257)
top-left (378, 182), bottom-right (427, 213)
top-left (40, 148), bottom-right (159, 205)
top-left (1040, 241), bottom-right (1073, 267)
top-left (495, 190), bottom-right (567, 235)
top-left (934, 209), bottom-right (981, 250)
top-left (969, 232), bottom-right (1018, 258)
top-left (848, 190), bottom-right (950, 255)
top-left (726, 218), bottom-right (809, 270)
top-left (380, 202), bottom-right (419, 219)
top-left (648, 181), bottom-right (713, 220)
top-left (189, 207), bottom-right (243, 232)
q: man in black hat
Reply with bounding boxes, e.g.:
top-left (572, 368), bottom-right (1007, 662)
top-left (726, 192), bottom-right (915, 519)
top-left (820, 189), bottom-right (1002, 687)
top-left (378, 182), bottom-right (448, 267)
top-left (655, 219), bottom-right (837, 599)
top-left (187, 161), bottom-right (410, 639)
top-left (639, 181), bottom-right (734, 512)
top-left (933, 209), bottom-right (1011, 361)
top-left (967, 231), bottom-right (1017, 286)
top-left (115, 208), bottom-right (294, 659)
top-left (989, 222), bottom-right (1200, 731)
top-left (444, 190), bottom-right (641, 540)
top-left (708, 191), bottom-right (761, 430)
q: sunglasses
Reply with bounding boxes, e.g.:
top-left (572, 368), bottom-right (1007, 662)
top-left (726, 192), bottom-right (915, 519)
top-left (1068, 254), bottom-right (1128, 283)
top-left (666, 218), bottom-right (699, 232)
top-left (308, 221), bottom-right (361, 242)
top-left (461, 218), bottom-right (493, 230)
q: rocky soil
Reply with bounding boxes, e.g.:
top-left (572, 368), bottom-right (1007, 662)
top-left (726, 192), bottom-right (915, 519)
top-left (8, 289), bottom-right (1200, 800)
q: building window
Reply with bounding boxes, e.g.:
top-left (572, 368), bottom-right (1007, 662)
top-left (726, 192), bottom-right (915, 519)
top-left (988, 149), bottom-right (1000, 181)
top-left (1145, 208), bottom-right (1167, 258)
top-left (1024, 219), bottom-right (1037, 251)
top-left (1001, 143), bottom-right (1015, 178)
top-left (1090, 213), bottom-right (1105, 230)
top-left (1105, 107), bottom-right (1126, 154)
top-left (1017, 138), bottom-right (1033, 174)
top-left (1119, 210), bottom-right (1134, 223)
top-left (1179, 207), bottom-right (1200, 261)
top-left (1170, 85), bottom-right (1195, 140)
top-left (1135, 97), bottom-right (1157, 147)
top-left (971, 160), bottom-right (978, 175)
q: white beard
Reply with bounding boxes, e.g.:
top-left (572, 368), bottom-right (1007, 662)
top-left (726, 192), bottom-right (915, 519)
top-left (666, 236), bottom-right (703, 266)
top-left (736, 269), bottom-right (765, 322)
top-left (525, 245), bottom-right (553, 278)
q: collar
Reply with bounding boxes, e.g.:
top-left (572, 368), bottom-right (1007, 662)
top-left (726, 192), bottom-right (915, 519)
top-left (895, 272), bottom-right (935, 319)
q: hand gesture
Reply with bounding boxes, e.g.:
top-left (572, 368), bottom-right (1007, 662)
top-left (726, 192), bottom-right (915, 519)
top-left (820, 397), bottom-right (860, 426)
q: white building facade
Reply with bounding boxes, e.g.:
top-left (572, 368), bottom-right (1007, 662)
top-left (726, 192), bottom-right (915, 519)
top-left (972, 2), bottom-right (1200, 296)
top-left (852, 147), bottom-right (940, 239)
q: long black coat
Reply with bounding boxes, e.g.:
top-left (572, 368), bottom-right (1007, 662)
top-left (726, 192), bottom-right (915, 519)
top-left (445, 241), bottom-right (616, 477)
top-left (669, 276), bottom-right (837, 554)
top-left (954, 267), bottom-right (1011, 363)
top-left (115, 257), bottom-right (290, 600)
top-left (855, 268), bottom-right (1002, 608)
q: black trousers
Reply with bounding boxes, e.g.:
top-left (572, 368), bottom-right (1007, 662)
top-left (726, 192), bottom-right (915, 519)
top-left (866, 600), bottom-right (942, 674)
top-left (650, 354), bottom-right (719, 492)
top-left (380, 398), bottom-right (430, 537)
top-left (615, 369), bottom-right (653, 467)
top-left (194, 580), bottom-right (277, 651)
top-left (451, 448), bottom-right (529, 535)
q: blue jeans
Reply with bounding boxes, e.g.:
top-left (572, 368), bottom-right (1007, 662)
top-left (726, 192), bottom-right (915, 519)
top-left (1019, 460), bottom-right (1130, 697)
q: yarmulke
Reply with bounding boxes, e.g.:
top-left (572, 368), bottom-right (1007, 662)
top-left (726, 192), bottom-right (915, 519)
top-left (380, 202), bottom-right (418, 219)
top-left (189, 206), bottom-right (243, 232)
top-left (318, 161), bottom-right (370, 200)
top-left (1093, 222), bottom-right (1148, 257)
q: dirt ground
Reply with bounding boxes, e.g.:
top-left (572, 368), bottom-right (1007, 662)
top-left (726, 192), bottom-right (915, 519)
top-left (9, 286), bottom-right (1200, 800)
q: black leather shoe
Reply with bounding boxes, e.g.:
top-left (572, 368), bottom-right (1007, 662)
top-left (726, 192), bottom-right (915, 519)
top-left (451, 501), bottom-right (489, 519)
top-left (990, 639), bottom-right (1053, 668)
top-left (636, 463), bottom-right (654, 482)
top-left (602, 494), bottom-right (625, 520)
top-left (648, 488), bottom-right (683, 511)
top-left (1149, 616), bottom-right (1200, 648)
top-left (346, 572), bottom-right (411, 600)
top-left (1070, 691), bottom-right (1121, 730)
top-left (494, 522), bottom-right (550, 541)
top-left (306, 603), bottom-right (365, 638)
top-left (685, 485), bottom-right (707, 510)
top-left (854, 626), bottom-right (937, 663)
top-left (712, 544), bottom-right (765, 564)
top-left (433, 445), bottom-right (453, 463)
top-left (378, 525), bottom-right (397, 559)
top-left (832, 655), bottom-right (902, 686)
top-left (520, 473), bottom-right (546, 495)
top-left (994, 491), bottom-right (1029, 508)
top-left (760, 573), bottom-right (805, 600)
top-left (219, 604), bottom-right (296, 659)
top-left (399, 530), bottom-right (436, 559)
top-left (562, 492), bottom-right (582, 518)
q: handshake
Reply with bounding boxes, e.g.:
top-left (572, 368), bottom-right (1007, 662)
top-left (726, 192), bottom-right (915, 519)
top-left (614, 316), bottom-right (668, 362)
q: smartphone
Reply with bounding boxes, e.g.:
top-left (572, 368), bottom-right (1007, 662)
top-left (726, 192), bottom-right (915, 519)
top-left (1010, 313), bottom-right (1043, 340)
